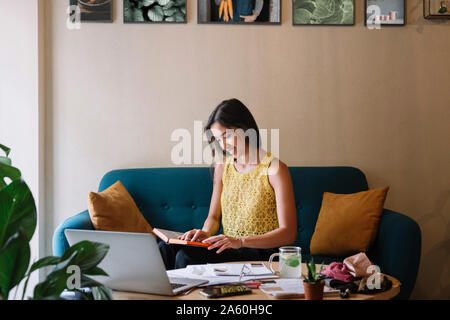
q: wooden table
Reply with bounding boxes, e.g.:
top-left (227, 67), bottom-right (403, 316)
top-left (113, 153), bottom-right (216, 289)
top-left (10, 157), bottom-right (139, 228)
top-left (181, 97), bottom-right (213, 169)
top-left (113, 261), bottom-right (401, 300)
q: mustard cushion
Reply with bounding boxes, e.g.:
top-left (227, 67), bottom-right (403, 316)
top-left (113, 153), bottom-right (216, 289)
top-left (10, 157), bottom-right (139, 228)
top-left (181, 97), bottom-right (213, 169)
top-left (87, 180), bottom-right (152, 233)
top-left (310, 186), bottom-right (389, 257)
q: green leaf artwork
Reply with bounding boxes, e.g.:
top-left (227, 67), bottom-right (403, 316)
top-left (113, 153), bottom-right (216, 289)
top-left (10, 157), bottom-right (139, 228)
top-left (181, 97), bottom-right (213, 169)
top-left (148, 5), bottom-right (164, 21)
top-left (124, 0), bottom-right (186, 23)
top-left (293, 0), bottom-right (354, 25)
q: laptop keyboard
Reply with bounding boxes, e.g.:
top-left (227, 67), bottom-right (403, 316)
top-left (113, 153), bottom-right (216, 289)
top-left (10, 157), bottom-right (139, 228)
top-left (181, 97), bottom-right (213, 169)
top-left (171, 283), bottom-right (187, 290)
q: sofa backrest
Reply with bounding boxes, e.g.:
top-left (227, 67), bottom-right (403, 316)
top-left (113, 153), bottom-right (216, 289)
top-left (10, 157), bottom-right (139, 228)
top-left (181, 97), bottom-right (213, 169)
top-left (99, 166), bottom-right (368, 254)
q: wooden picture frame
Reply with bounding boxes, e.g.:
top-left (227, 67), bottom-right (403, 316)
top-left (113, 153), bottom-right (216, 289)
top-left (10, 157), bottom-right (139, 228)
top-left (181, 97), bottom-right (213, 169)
top-left (424, 0), bottom-right (450, 19)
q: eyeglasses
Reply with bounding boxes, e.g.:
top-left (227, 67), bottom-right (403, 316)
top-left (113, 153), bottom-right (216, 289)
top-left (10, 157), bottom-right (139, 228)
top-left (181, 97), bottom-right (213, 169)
top-left (239, 264), bottom-right (251, 281)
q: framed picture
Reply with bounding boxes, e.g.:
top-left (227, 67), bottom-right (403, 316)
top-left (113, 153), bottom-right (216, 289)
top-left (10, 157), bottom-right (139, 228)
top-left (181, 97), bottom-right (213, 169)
top-left (124, 0), bottom-right (186, 23)
top-left (365, 0), bottom-right (405, 26)
top-left (292, 0), bottom-right (354, 26)
top-left (69, 0), bottom-right (113, 22)
top-left (198, 0), bottom-right (281, 25)
top-left (424, 0), bottom-right (450, 19)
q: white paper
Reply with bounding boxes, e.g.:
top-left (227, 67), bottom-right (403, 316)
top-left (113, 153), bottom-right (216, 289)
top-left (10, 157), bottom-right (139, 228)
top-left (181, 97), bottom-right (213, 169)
top-left (260, 279), bottom-right (340, 298)
top-left (167, 263), bottom-right (278, 287)
top-left (207, 263), bottom-right (273, 276)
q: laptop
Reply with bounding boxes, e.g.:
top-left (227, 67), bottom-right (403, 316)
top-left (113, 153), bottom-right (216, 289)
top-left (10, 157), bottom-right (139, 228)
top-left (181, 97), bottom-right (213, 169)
top-left (64, 229), bottom-right (208, 296)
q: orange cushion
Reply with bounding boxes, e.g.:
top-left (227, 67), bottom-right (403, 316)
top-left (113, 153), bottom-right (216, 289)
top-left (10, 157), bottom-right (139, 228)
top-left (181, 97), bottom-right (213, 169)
top-left (309, 186), bottom-right (389, 257)
top-left (87, 180), bottom-right (152, 233)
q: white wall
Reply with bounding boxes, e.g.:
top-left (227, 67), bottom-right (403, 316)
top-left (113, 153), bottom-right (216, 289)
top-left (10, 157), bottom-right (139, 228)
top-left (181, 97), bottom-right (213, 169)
top-left (44, 0), bottom-right (450, 299)
top-left (0, 0), bottom-right (44, 299)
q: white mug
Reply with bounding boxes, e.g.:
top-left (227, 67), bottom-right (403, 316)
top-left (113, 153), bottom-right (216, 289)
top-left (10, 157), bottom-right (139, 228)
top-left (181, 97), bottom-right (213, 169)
top-left (268, 246), bottom-right (302, 278)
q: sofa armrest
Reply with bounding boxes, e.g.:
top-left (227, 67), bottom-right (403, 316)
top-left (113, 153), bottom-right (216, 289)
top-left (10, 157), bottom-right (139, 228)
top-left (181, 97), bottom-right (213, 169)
top-left (367, 208), bottom-right (422, 299)
top-left (52, 210), bottom-right (94, 256)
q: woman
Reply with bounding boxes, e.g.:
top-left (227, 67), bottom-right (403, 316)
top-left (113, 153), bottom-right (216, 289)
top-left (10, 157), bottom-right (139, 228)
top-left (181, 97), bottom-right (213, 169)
top-left (159, 98), bottom-right (297, 270)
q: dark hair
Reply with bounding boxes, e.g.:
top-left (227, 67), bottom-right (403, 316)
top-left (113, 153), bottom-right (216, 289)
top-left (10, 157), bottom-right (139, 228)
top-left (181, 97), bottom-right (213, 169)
top-left (204, 98), bottom-right (261, 179)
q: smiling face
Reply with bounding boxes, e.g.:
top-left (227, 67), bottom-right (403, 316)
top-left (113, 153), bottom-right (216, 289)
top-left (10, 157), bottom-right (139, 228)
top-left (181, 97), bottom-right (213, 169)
top-left (210, 122), bottom-right (239, 157)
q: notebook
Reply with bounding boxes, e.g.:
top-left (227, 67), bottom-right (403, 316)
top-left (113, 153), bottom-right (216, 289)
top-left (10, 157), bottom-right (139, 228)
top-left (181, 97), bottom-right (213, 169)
top-left (152, 228), bottom-right (212, 248)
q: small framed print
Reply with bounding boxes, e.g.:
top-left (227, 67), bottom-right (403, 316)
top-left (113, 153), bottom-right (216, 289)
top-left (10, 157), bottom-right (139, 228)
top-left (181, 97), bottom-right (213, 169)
top-left (124, 0), bottom-right (186, 24)
top-left (198, 0), bottom-right (281, 25)
top-left (69, 0), bottom-right (113, 23)
top-left (424, 0), bottom-right (450, 19)
top-left (293, 0), bottom-right (354, 26)
top-left (365, 0), bottom-right (405, 27)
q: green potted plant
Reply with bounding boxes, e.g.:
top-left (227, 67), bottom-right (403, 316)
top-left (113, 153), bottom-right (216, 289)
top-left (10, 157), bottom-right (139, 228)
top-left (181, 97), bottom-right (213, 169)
top-left (0, 143), bottom-right (112, 300)
top-left (302, 258), bottom-right (325, 300)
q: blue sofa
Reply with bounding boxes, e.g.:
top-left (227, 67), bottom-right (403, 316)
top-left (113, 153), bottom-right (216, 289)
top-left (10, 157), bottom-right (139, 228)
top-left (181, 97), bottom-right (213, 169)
top-left (53, 166), bottom-right (421, 299)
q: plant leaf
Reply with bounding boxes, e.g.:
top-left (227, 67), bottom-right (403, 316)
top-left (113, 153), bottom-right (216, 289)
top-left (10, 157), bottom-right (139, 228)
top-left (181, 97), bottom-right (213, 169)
top-left (174, 12), bottom-right (185, 22)
top-left (0, 179), bottom-right (37, 247)
top-left (133, 8), bottom-right (145, 21)
top-left (143, 0), bottom-right (156, 6)
top-left (21, 256), bottom-right (62, 300)
top-left (33, 274), bottom-right (70, 300)
top-left (318, 262), bottom-right (324, 277)
top-left (0, 162), bottom-right (21, 190)
top-left (29, 256), bottom-right (61, 274)
top-left (148, 5), bottom-right (164, 21)
top-left (163, 7), bottom-right (178, 16)
top-left (163, 0), bottom-right (175, 9)
top-left (32, 252), bottom-right (78, 299)
top-left (125, 6), bottom-right (144, 22)
top-left (60, 241), bottom-right (109, 273)
top-left (0, 156), bottom-right (11, 166)
top-left (0, 144), bottom-right (10, 158)
top-left (124, 0), bottom-right (133, 21)
top-left (84, 266), bottom-right (108, 277)
top-left (294, 8), bottom-right (312, 24)
top-left (91, 286), bottom-right (113, 300)
top-left (0, 231), bottom-right (30, 299)
top-left (294, 0), bottom-right (316, 12)
top-left (80, 274), bottom-right (105, 288)
top-left (32, 241), bottom-right (110, 300)
top-left (157, 0), bottom-right (171, 6)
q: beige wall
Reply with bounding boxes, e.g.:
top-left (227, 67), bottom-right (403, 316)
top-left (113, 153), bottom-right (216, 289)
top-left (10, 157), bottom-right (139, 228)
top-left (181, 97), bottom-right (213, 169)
top-left (45, 0), bottom-right (450, 299)
top-left (0, 0), bottom-right (44, 298)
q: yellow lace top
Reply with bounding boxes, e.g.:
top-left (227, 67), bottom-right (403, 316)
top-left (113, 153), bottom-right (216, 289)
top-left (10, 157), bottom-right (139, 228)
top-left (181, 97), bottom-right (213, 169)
top-left (221, 152), bottom-right (279, 237)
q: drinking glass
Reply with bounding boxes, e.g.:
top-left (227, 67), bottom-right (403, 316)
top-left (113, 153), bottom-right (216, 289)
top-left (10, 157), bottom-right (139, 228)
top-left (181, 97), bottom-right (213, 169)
top-left (268, 246), bottom-right (302, 278)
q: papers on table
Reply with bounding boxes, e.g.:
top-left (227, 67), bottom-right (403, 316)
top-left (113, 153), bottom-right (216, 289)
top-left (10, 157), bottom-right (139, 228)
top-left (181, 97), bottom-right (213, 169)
top-left (166, 263), bottom-right (278, 287)
top-left (259, 279), bottom-right (340, 298)
top-left (208, 262), bottom-right (274, 276)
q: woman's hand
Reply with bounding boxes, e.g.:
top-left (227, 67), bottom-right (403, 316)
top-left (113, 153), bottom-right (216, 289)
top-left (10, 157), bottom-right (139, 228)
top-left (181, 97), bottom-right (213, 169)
top-left (202, 234), bottom-right (242, 253)
top-left (178, 229), bottom-right (209, 242)
top-left (240, 14), bottom-right (258, 22)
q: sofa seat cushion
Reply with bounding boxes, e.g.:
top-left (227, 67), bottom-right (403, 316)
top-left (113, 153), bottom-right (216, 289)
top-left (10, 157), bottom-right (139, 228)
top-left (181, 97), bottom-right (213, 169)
top-left (310, 186), bottom-right (389, 257)
top-left (87, 180), bottom-right (153, 233)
